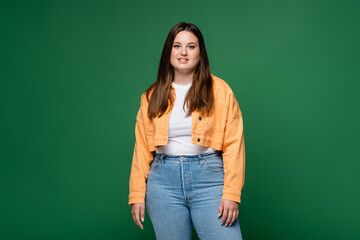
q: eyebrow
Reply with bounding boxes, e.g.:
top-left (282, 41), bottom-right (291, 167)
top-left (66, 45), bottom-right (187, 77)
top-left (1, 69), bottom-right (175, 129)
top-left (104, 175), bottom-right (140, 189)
top-left (173, 42), bottom-right (197, 45)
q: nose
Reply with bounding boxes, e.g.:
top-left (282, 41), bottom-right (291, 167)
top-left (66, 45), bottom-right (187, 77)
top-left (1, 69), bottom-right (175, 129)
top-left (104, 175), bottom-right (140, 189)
top-left (181, 47), bottom-right (187, 56)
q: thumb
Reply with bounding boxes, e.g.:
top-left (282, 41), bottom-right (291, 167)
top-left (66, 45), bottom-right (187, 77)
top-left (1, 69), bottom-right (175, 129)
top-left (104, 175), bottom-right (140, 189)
top-left (218, 202), bottom-right (223, 218)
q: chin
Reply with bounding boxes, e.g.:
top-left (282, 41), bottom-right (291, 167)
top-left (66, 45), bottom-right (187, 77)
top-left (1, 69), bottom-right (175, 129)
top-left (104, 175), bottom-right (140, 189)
top-left (175, 65), bottom-right (196, 71)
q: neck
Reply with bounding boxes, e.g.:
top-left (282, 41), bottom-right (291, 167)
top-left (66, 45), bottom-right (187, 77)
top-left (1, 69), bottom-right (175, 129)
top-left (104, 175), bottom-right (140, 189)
top-left (173, 71), bottom-right (194, 85)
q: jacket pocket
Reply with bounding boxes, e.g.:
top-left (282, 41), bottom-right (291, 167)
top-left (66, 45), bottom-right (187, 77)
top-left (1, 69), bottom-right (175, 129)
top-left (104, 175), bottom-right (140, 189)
top-left (204, 104), bottom-right (227, 132)
top-left (204, 116), bottom-right (222, 131)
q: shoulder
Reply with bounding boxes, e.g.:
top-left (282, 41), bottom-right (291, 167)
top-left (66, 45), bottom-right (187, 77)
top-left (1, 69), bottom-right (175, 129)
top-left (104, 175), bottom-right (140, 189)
top-left (211, 74), bottom-right (242, 116)
top-left (211, 74), bottom-right (235, 93)
top-left (139, 87), bottom-right (155, 107)
top-left (211, 74), bottom-right (236, 104)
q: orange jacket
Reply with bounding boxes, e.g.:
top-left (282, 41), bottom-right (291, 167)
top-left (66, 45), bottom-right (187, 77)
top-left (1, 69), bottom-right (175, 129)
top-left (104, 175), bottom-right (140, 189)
top-left (128, 74), bottom-right (245, 205)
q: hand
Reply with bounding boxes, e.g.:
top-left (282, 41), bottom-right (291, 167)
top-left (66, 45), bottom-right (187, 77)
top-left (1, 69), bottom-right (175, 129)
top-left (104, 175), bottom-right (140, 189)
top-left (218, 199), bottom-right (239, 227)
top-left (131, 203), bottom-right (145, 229)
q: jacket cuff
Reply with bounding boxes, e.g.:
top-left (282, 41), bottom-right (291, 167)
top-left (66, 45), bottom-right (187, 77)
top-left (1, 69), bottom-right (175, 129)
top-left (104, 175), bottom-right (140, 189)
top-left (128, 196), bottom-right (145, 205)
top-left (222, 191), bottom-right (241, 204)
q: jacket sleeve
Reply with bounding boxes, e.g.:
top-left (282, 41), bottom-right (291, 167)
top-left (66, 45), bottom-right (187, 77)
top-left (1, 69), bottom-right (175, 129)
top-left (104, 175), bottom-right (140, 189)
top-left (221, 91), bottom-right (245, 204)
top-left (128, 94), bottom-right (154, 205)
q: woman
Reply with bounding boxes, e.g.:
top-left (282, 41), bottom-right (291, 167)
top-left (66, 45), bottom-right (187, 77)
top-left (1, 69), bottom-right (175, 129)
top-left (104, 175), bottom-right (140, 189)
top-left (128, 22), bottom-right (245, 239)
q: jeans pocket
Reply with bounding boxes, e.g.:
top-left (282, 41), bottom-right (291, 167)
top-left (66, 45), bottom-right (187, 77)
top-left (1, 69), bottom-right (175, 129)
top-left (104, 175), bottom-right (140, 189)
top-left (150, 159), bottom-right (162, 172)
top-left (203, 159), bottom-right (224, 172)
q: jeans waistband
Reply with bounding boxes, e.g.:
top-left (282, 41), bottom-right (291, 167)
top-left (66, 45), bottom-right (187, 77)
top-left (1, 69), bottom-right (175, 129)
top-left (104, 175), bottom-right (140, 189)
top-left (154, 150), bottom-right (222, 161)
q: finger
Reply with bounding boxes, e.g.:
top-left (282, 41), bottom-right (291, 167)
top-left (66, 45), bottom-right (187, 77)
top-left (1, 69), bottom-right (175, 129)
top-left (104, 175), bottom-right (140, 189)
top-left (229, 210), bottom-right (237, 226)
top-left (221, 209), bottom-right (229, 225)
top-left (134, 211), bottom-right (143, 229)
top-left (140, 205), bottom-right (145, 223)
top-left (218, 203), bottom-right (223, 218)
top-left (232, 209), bottom-right (239, 225)
top-left (225, 211), bottom-right (233, 226)
top-left (131, 208), bottom-right (136, 223)
top-left (136, 216), bottom-right (143, 229)
top-left (132, 213), bottom-right (136, 224)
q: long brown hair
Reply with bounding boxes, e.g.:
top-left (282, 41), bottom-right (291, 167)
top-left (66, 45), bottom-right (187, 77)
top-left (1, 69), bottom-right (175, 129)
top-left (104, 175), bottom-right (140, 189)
top-left (144, 21), bottom-right (214, 120)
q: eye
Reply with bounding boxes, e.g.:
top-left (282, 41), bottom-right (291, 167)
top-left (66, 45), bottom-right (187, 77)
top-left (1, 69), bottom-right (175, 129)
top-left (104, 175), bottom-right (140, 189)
top-left (188, 45), bottom-right (195, 49)
top-left (174, 45), bottom-right (180, 48)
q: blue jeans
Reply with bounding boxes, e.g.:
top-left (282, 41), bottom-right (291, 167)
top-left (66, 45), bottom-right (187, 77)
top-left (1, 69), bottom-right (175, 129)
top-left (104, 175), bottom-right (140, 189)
top-left (145, 151), bottom-right (243, 240)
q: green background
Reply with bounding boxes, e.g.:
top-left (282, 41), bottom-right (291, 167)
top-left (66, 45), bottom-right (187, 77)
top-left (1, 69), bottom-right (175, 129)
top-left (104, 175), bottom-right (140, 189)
top-left (1, 0), bottom-right (359, 239)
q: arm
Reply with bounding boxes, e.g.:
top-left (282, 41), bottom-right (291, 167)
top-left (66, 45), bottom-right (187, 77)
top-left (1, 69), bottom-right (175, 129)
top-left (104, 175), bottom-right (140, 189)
top-left (221, 91), bottom-right (246, 204)
top-left (217, 91), bottom-right (245, 226)
top-left (129, 95), bottom-right (153, 229)
top-left (128, 94), bottom-right (154, 205)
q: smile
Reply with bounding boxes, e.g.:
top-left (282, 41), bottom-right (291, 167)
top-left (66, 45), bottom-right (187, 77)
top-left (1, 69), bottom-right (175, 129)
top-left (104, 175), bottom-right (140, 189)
top-left (178, 58), bottom-right (189, 63)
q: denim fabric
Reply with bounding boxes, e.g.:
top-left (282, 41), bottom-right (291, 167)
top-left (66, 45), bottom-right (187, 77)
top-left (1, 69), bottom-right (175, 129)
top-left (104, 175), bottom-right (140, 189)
top-left (145, 151), bottom-right (243, 240)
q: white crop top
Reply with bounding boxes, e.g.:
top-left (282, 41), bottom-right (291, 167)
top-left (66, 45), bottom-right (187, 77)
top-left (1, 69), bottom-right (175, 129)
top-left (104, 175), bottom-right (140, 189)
top-left (155, 81), bottom-right (217, 155)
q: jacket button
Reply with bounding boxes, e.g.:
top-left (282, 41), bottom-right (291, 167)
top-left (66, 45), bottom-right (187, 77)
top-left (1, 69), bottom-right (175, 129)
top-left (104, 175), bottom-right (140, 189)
top-left (198, 116), bottom-right (202, 120)
top-left (197, 138), bottom-right (200, 142)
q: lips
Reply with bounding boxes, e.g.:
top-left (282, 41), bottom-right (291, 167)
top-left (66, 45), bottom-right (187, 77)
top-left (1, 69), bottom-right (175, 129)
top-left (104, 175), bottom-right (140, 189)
top-left (178, 58), bottom-right (189, 63)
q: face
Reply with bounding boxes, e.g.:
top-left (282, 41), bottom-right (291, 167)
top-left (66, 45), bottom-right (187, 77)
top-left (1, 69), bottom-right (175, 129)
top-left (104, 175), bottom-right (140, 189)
top-left (170, 31), bottom-right (200, 75)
